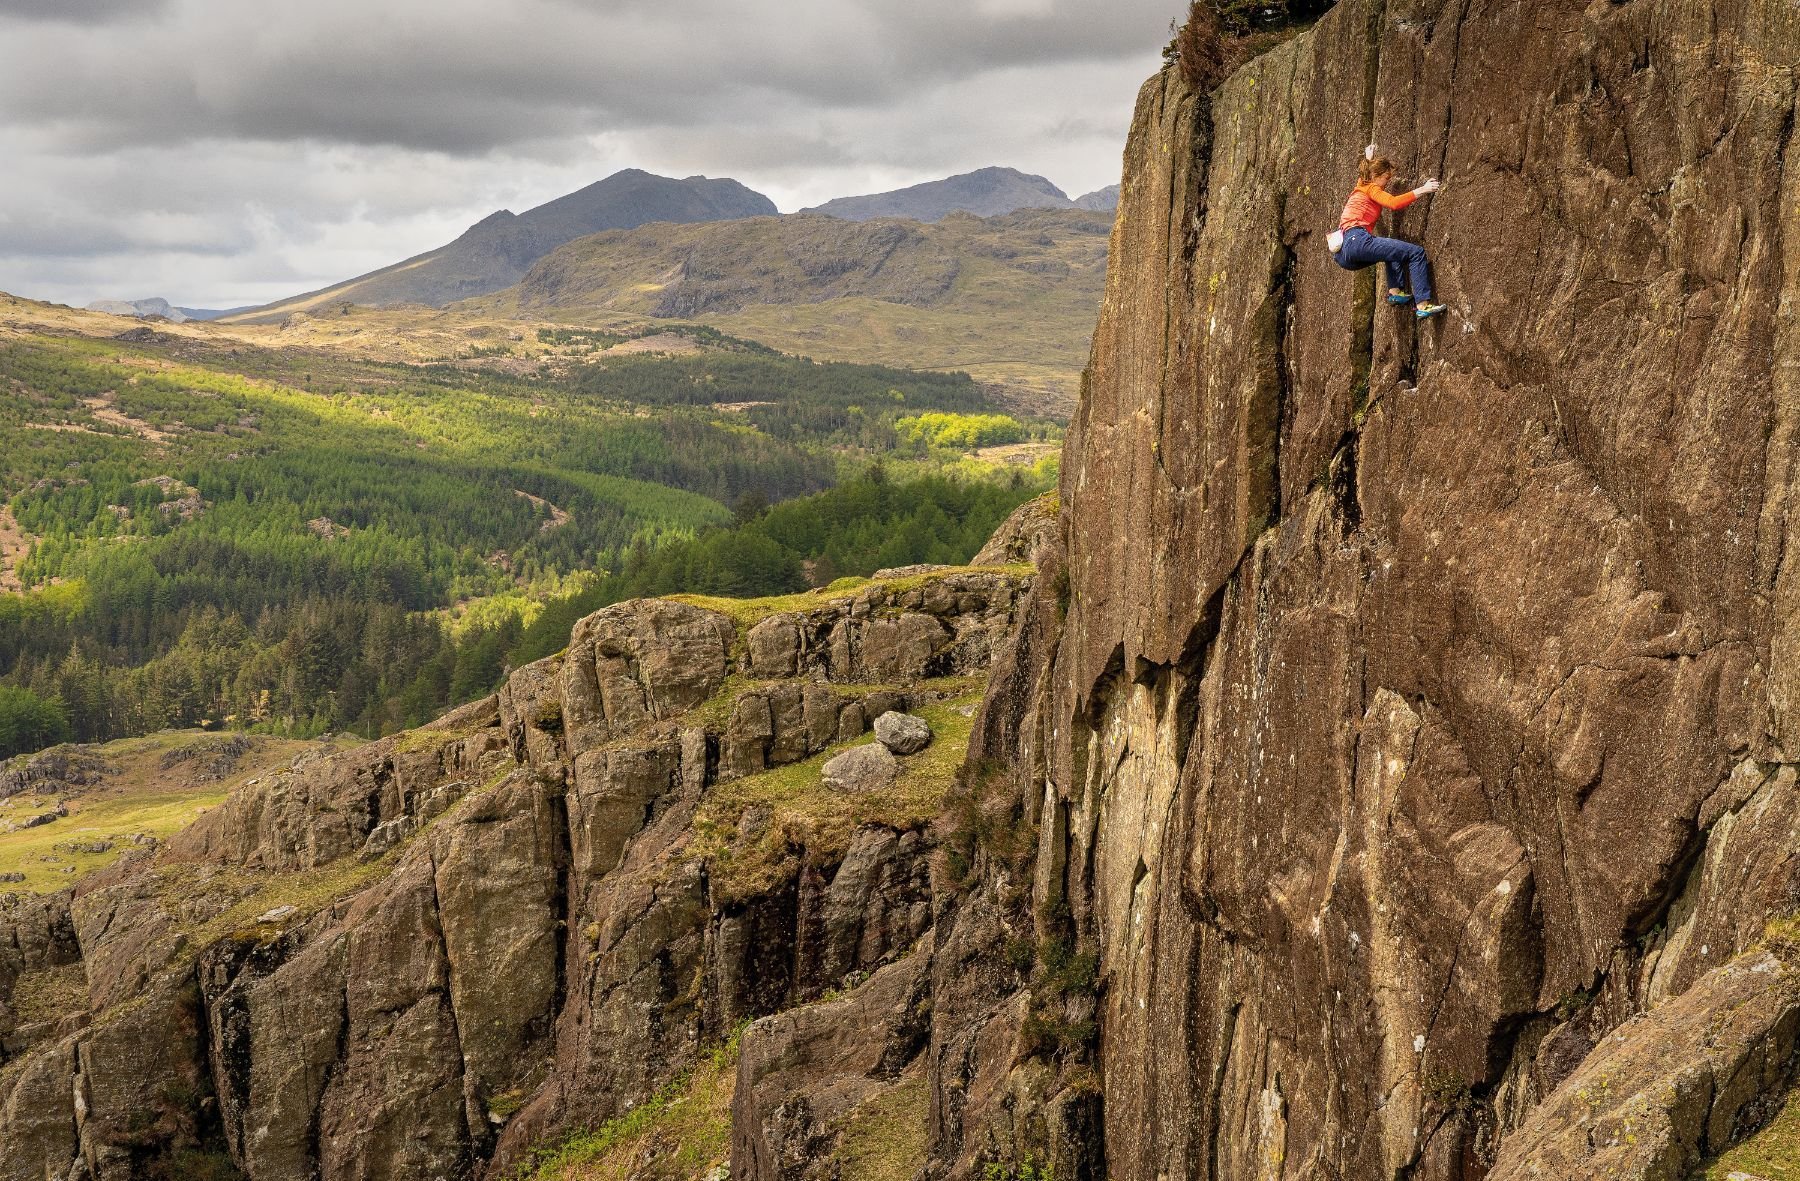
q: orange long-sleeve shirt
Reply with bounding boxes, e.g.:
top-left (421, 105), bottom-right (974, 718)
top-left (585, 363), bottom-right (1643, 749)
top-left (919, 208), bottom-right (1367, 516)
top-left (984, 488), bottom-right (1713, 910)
top-left (1338, 181), bottom-right (1417, 232)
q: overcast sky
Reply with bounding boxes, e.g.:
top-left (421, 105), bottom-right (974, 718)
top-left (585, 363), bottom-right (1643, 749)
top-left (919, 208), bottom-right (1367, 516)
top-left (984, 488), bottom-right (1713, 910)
top-left (0, 0), bottom-right (1175, 309)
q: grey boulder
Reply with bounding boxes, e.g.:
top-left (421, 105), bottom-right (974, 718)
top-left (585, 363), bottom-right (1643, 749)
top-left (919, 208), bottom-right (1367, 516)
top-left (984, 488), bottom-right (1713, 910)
top-left (821, 744), bottom-right (898, 794)
top-left (873, 711), bottom-right (932, 756)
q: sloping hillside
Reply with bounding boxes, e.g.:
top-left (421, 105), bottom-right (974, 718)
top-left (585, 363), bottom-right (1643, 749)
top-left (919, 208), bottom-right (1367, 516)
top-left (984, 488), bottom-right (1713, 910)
top-left (230, 170), bottom-right (776, 319)
top-left (0, 549), bottom-right (1043, 1181)
top-left (494, 207), bottom-right (1113, 412)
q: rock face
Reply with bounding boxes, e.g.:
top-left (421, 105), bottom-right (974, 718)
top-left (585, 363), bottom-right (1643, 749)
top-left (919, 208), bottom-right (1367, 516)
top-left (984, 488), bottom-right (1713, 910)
top-left (914, 2), bottom-right (1800, 1179)
top-left (969, 491), bottom-right (1058, 568)
top-left (732, 949), bottom-right (932, 1180)
top-left (0, 568), bottom-right (1027, 1181)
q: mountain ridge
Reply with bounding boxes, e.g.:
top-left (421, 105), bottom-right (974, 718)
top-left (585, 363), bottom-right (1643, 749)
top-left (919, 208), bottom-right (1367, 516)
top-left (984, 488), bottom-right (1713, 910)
top-left (85, 297), bottom-right (246, 322)
top-left (482, 205), bottom-right (1113, 412)
top-left (227, 169), bottom-right (777, 320)
top-left (803, 164), bottom-right (1077, 221)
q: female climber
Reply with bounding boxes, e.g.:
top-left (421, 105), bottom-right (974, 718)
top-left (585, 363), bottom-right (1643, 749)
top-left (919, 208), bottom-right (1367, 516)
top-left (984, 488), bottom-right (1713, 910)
top-left (1329, 151), bottom-right (1444, 319)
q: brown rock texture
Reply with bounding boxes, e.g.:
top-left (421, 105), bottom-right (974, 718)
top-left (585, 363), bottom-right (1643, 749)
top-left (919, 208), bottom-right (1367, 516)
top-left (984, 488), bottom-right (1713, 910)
top-left (731, 949), bottom-right (932, 1181)
top-left (917, 2), bottom-right (1800, 1179)
top-left (0, 570), bottom-right (1026, 1180)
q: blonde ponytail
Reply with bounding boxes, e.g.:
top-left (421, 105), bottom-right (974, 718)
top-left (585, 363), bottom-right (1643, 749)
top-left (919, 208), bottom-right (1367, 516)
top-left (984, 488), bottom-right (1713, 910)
top-left (1358, 155), bottom-right (1396, 185)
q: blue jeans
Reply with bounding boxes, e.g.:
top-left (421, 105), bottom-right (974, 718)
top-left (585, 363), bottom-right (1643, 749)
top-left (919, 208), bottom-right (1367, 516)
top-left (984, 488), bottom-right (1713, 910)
top-left (1334, 227), bottom-right (1432, 302)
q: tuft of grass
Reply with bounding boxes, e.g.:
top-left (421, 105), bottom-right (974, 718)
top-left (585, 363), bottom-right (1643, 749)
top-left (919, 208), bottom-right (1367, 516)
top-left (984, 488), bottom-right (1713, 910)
top-left (394, 716), bottom-right (495, 756)
top-left (1701, 1086), bottom-right (1800, 1179)
top-left (158, 851), bottom-right (395, 963)
top-left (690, 691), bottom-right (984, 906)
top-left (832, 1070), bottom-right (931, 1181)
top-left (511, 1026), bottom-right (744, 1181)
top-left (9, 961), bottom-right (89, 1028)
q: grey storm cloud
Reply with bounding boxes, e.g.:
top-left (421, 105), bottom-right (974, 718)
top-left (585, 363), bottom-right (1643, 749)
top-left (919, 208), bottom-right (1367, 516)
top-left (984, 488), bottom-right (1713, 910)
top-left (0, 0), bottom-right (169, 24)
top-left (3, 0), bottom-right (1176, 153)
top-left (0, 0), bottom-right (1176, 306)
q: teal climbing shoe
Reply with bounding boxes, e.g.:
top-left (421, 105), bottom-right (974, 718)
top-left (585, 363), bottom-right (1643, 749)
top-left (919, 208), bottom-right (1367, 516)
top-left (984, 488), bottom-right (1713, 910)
top-left (1386, 291), bottom-right (1413, 305)
top-left (1415, 302), bottom-right (1446, 319)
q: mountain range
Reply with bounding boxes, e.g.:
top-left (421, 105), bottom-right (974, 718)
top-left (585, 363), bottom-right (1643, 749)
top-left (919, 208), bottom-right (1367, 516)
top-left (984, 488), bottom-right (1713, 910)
top-left (224, 165), bottom-right (1116, 319)
top-left (803, 165), bottom-right (1116, 221)
top-left (234, 169), bottom-right (777, 320)
top-left (85, 297), bottom-right (246, 322)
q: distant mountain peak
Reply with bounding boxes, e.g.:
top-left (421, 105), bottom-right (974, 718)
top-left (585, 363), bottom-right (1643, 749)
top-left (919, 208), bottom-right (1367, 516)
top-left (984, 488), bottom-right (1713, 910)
top-left (1073, 185), bottom-right (1121, 213)
top-left (231, 169), bottom-right (777, 320)
top-left (804, 166), bottom-right (1079, 223)
top-left (88, 297), bottom-right (186, 322)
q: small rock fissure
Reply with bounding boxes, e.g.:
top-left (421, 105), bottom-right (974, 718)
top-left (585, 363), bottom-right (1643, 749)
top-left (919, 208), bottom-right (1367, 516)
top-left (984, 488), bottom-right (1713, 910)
top-left (423, 851), bottom-right (478, 1158)
top-left (547, 780), bottom-right (572, 1047)
top-left (1268, 207), bottom-right (1297, 523)
top-left (1205, 1000), bottom-right (1242, 1178)
top-left (183, 967), bottom-right (239, 1171)
top-left (307, 967), bottom-right (352, 1176)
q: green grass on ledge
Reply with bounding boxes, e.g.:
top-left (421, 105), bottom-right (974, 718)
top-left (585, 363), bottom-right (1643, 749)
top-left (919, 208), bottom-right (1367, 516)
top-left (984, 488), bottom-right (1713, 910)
top-left (1700, 1089), bottom-right (1800, 1179)
top-left (690, 691), bottom-right (982, 907)
top-left (510, 1026), bottom-right (743, 1181)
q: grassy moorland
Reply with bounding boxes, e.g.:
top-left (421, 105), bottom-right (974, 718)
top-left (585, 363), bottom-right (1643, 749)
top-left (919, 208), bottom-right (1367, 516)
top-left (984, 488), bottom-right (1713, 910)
top-left (0, 730), bottom-right (357, 892)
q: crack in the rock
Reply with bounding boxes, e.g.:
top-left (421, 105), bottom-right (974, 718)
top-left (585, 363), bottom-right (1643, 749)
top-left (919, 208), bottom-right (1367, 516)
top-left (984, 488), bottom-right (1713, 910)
top-left (423, 850), bottom-right (477, 1160)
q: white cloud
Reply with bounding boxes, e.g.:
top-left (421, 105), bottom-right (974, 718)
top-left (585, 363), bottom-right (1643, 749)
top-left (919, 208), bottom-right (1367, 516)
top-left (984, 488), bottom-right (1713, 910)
top-left (0, 0), bottom-right (1173, 306)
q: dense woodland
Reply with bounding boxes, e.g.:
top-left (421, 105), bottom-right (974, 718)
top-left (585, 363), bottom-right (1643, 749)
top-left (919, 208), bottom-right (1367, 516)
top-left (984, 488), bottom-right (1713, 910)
top-left (0, 330), bottom-right (1052, 756)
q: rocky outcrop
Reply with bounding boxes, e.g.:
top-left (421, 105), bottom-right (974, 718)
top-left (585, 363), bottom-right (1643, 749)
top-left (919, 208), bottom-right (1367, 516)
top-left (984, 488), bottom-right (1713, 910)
top-left (732, 948), bottom-right (933, 1180)
top-left (0, 746), bottom-right (111, 801)
top-left (915, 2), bottom-right (1800, 1178)
top-left (970, 491), bottom-right (1057, 568)
top-left (0, 567), bottom-right (1026, 1180)
top-left (1488, 950), bottom-right (1800, 1181)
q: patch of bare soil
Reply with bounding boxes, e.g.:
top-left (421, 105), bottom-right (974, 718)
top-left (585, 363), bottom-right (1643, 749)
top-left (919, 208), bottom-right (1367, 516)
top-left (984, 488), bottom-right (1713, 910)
top-left (514, 490), bottom-right (572, 532)
top-left (978, 380), bottom-right (1076, 421)
top-left (0, 506), bottom-right (36, 592)
top-left (973, 441), bottom-right (1060, 467)
top-left (81, 395), bottom-right (177, 443)
top-left (604, 333), bottom-right (703, 356)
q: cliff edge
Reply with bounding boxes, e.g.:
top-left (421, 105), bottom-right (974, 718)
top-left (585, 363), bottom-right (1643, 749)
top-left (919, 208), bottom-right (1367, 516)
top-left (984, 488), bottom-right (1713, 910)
top-left (921, 1), bottom-right (1800, 1178)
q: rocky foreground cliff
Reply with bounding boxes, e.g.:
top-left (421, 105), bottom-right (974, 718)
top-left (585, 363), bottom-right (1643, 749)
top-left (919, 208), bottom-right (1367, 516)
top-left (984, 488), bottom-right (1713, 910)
top-left (919, 0), bottom-right (1800, 1177)
top-left (7, 2), bottom-right (1800, 1179)
top-left (0, 555), bottom-right (1040, 1180)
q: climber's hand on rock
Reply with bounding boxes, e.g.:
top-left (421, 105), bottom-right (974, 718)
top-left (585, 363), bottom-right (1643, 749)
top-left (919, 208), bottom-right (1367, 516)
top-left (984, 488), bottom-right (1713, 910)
top-left (1417, 178), bottom-right (1442, 195)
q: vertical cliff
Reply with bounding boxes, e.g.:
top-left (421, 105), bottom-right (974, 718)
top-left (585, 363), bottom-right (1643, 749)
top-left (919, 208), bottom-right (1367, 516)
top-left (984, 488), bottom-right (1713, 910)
top-left (927, 1), bottom-right (1800, 1177)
